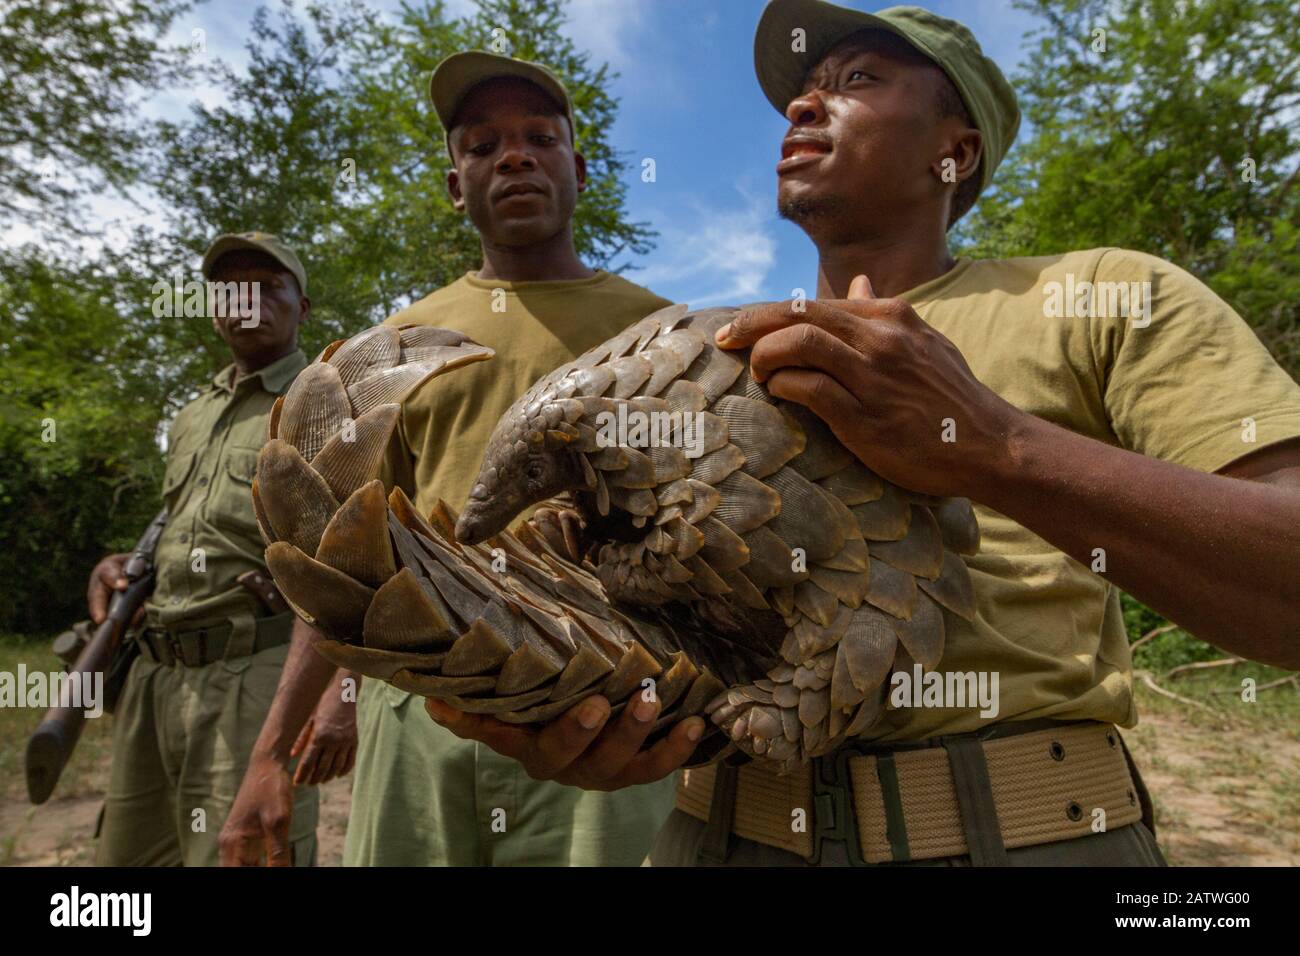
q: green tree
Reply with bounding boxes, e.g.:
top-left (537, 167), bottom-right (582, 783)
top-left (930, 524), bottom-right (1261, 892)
top-left (959, 0), bottom-right (1299, 374)
top-left (0, 248), bottom-right (168, 631)
top-left (0, 0), bottom-right (193, 230)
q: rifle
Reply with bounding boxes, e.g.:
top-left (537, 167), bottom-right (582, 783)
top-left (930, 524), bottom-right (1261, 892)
top-left (25, 507), bottom-right (168, 804)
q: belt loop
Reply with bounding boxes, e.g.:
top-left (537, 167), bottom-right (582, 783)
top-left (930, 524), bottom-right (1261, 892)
top-left (699, 763), bottom-right (739, 865)
top-left (224, 607), bottom-right (257, 659)
top-left (874, 752), bottom-right (911, 862)
top-left (943, 736), bottom-right (1009, 866)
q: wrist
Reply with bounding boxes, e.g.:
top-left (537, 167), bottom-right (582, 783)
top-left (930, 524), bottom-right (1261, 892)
top-left (964, 397), bottom-right (1037, 506)
top-left (253, 732), bottom-right (297, 766)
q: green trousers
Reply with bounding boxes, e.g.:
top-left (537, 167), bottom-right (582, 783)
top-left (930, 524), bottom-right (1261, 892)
top-left (96, 643), bottom-right (318, 866)
top-left (344, 680), bottom-right (677, 866)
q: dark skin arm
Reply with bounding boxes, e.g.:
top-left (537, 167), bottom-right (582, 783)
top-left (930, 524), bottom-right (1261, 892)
top-left (718, 276), bottom-right (1300, 668)
top-left (218, 619), bottom-right (344, 866)
top-left (290, 667), bottom-right (358, 786)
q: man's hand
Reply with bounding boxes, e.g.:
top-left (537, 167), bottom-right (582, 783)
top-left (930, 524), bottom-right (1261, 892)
top-left (716, 275), bottom-right (1022, 498)
top-left (87, 552), bottom-right (144, 626)
top-left (425, 693), bottom-right (703, 791)
top-left (218, 750), bottom-right (295, 866)
top-left (290, 676), bottom-right (358, 785)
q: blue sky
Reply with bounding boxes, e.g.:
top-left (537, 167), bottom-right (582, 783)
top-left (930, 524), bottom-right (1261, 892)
top-left (45, 0), bottom-right (1043, 310)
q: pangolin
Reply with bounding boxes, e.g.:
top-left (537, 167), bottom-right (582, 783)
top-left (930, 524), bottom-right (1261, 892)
top-left (255, 303), bottom-right (979, 772)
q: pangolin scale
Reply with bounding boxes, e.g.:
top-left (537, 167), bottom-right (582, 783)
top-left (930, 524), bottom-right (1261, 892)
top-left (255, 303), bottom-right (979, 771)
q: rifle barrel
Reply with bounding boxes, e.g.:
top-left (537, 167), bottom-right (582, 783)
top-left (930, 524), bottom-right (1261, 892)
top-left (24, 508), bottom-right (166, 805)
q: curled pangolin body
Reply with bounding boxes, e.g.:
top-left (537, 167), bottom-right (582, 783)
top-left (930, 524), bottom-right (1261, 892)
top-left (256, 305), bottom-right (979, 772)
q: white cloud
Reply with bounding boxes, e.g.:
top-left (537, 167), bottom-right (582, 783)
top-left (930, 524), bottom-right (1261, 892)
top-left (560, 0), bottom-right (650, 72)
top-left (634, 185), bottom-right (777, 308)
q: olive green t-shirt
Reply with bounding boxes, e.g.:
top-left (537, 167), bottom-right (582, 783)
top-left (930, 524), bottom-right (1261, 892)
top-left (382, 270), bottom-right (674, 517)
top-left (866, 247), bottom-right (1300, 742)
top-left (146, 349), bottom-right (308, 629)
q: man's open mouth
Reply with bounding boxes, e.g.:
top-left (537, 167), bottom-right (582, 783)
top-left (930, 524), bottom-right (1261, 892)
top-left (778, 135), bottom-right (832, 174)
top-left (781, 136), bottom-right (832, 160)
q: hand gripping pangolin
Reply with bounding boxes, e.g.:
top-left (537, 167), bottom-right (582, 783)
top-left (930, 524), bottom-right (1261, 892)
top-left (255, 305), bottom-right (979, 772)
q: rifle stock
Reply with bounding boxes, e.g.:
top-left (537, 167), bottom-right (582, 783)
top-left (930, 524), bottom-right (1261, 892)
top-left (25, 509), bottom-right (167, 805)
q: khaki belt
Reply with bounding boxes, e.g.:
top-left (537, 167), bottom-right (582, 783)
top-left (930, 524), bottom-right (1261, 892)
top-left (677, 720), bottom-right (1142, 865)
top-left (137, 611), bottom-right (295, 667)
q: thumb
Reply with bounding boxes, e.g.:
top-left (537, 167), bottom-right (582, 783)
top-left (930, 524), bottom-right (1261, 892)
top-left (848, 274), bottom-right (876, 300)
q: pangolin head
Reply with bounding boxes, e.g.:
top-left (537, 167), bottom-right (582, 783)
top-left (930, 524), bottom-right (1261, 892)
top-left (455, 385), bottom-right (591, 545)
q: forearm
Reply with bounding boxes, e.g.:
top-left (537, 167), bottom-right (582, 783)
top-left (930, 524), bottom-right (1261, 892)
top-left (251, 619), bottom-right (341, 763)
top-left (971, 413), bottom-right (1300, 667)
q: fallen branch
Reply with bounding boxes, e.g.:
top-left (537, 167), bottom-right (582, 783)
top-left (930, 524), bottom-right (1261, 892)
top-left (1209, 674), bottom-right (1298, 695)
top-left (1134, 670), bottom-right (1218, 713)
top-left (1165, 657), bottom-right (1243, 680)
top-left (1129, 623), bottom-right (1179, 654)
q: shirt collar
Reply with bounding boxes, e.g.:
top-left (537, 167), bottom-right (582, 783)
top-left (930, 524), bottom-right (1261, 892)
top-left (211, 349), bottom-right (309, 396)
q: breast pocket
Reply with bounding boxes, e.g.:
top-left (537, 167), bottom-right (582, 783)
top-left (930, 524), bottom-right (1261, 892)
top-left (161, 451), bottom-right (196, 510)
top-left (212, 446), bottom-right (261, 539)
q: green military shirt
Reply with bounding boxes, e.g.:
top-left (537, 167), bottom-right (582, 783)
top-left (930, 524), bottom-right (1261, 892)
top-left (145, 349), bottom-right (307, 631)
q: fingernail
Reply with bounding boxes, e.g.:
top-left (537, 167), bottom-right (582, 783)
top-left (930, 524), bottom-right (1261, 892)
top-left (634, 697), bottom-right (656, 722)
top-left (715, 323), bottom-right (730, 342)
top-left (686, 718), bottom-right (703, 742)
top-left (578, 699), bottom-right (607, 729)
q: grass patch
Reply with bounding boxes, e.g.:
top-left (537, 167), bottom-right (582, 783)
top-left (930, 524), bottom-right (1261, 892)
top-left (0, 632), bottom-right (115, 804)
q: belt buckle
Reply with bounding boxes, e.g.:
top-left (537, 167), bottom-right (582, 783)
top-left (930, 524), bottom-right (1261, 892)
top-left (809, 741), bottom-right (871, 866)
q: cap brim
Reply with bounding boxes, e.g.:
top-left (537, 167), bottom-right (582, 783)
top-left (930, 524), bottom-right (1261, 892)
top-left (429, 51), bottom-right (573, 134)
top-left (201, 237), bottom-right (305, 294)
top-left (754, 0), bottom-right (922, 114)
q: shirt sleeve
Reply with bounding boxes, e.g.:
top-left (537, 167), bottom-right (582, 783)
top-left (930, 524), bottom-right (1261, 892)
top-left (1091, 248), bottom-right (1300, 473)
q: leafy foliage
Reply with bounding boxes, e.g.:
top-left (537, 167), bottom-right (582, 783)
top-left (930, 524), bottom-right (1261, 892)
top-left (0, 0), bottom-right (193, 230)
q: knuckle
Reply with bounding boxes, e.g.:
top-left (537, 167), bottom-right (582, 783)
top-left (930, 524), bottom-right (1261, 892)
top-left (881, 298), bottom-right (911, 322)
top-left (796, 323), bottom-right (818, 351)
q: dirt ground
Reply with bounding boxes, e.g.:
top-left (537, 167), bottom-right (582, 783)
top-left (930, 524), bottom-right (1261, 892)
top-left (2, 688), bottom-right (1295, 866)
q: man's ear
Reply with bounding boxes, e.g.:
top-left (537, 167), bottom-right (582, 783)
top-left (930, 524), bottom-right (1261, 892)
top-left (574, 150), bottom-right (588, 193)
top-left (932, 125), bottom-right (982, 190)
top-left (447, 167), bottom-right (466, 212)
top-left (297, 295), bottom-right (311, 328)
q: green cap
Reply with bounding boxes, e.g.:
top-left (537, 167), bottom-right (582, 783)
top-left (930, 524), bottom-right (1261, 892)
top-left (429, 51), bottom-right (575, 147)
top-left (201, 231), bottom-right (308, 296)
top-left (753, 0), bottom-right (1020, 193)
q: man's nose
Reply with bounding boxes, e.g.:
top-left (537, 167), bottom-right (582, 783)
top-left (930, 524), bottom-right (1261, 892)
top-left (497, 147), bottom-right (537, 172)
top-left (785, 89), bottom-right (828, 126)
